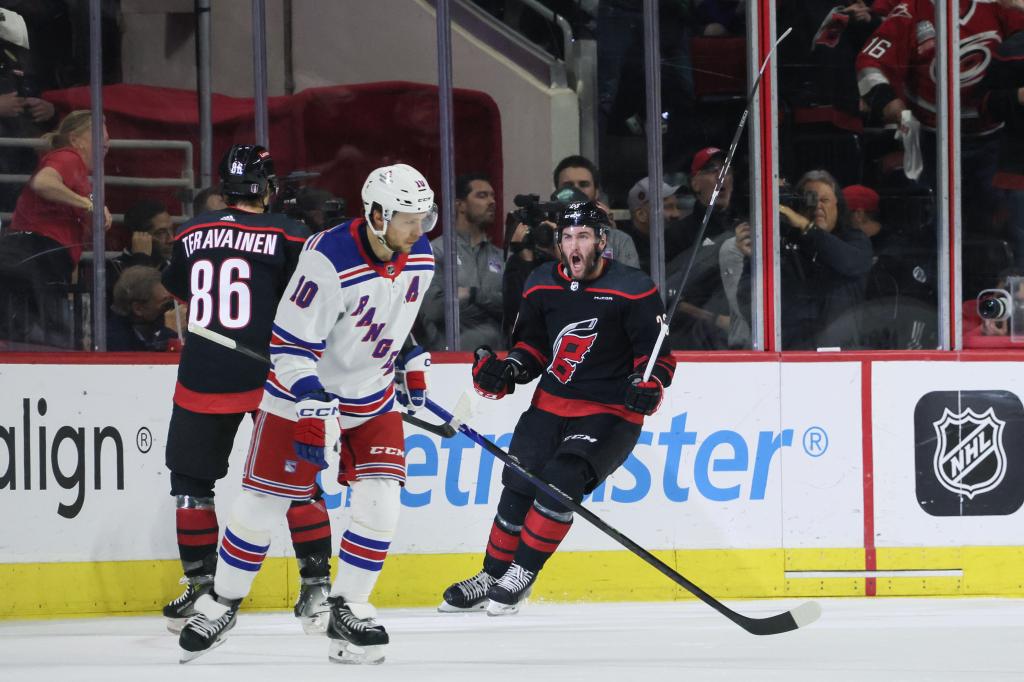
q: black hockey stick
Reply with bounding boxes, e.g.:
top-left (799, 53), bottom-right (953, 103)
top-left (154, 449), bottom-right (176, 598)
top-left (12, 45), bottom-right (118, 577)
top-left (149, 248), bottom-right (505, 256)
top-left (643, 26), bottom-right (792, 380)
top-left (423, 397), bottom-right (821, 636)
top-left (186, 323), bottom-right (456, 437)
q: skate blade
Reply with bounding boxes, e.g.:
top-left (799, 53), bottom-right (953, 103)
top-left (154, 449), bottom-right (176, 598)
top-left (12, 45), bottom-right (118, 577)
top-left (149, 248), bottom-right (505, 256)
top-left (179, 636), bottom-right (226, 664)
top-left (437, 600), bottom-right (488, 613)
top-left (328, 639), bottom-right (386, 665)
top-left (166, 617), bottom-right (188, 634)
top-left (299, 612), bottom-right (329, 635)
top-left (486, 600), bottom-right (522, 616)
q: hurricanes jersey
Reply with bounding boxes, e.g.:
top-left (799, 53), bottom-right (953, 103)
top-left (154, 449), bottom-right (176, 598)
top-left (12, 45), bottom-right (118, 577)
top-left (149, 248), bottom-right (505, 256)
top-left (260, 218), bottom-right (434, 425)
top-left (162, 208), bottom-right (310, 413)
top-left (856, 0), bottom-right (1024, 135)
top-left (509, 259), bottom-right (676, 424)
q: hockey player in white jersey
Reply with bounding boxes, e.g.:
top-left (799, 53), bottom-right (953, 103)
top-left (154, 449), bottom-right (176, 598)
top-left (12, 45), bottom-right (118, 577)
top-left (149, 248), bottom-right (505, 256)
top-left (178, 164), bottom-right (436, 665)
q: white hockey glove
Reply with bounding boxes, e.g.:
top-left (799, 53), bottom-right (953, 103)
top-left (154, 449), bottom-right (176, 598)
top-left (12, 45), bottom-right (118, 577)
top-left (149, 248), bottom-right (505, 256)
top-left (293, 390), bottom-right (341, 470)
top-left (395, 345), bottom-right (430, 413)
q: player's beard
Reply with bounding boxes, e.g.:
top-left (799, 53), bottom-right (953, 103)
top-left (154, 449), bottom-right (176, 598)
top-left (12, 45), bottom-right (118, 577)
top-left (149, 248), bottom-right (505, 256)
top-left (561, 243), bottom-right (602, 281)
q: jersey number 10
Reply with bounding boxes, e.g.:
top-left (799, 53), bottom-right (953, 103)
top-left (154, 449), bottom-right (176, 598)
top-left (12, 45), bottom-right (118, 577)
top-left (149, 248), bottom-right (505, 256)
top-left (189, 258), bottom-right (252, 329)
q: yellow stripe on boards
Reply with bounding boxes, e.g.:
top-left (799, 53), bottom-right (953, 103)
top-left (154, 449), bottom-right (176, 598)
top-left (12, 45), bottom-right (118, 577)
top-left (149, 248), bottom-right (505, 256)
top-left (3, 547), bottom-right (1023, 619)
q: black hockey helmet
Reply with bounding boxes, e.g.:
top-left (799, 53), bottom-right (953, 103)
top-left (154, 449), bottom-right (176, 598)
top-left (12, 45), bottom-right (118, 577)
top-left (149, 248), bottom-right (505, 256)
top-left (219, 144), bottom-right (278, 200)
top-left (556, 200), bottom-right (610, 241)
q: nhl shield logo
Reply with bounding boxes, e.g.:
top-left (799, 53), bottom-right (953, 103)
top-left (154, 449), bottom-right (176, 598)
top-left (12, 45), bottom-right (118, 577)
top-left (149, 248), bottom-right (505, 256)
top-left (931, 406), bottom-right (1007, 499)
top-left (386, 264), bottom-right (395, 275)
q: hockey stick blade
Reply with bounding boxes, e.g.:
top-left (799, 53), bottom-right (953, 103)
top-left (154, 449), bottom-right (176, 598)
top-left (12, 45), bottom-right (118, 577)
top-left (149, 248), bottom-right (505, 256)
top-left (424, 397), bottom-right (821, 636)
top-left (401, 412), bottom-right (457, 438)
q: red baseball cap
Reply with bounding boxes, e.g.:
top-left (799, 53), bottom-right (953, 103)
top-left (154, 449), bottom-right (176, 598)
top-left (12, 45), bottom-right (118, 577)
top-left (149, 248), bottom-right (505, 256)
top-left (691, 147), bottom-right (725, 176)
top-left (842, 185), bottom-right (880, 212)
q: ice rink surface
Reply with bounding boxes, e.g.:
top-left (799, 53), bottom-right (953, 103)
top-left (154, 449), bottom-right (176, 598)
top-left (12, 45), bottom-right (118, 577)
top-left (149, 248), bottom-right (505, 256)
top-left (1, 598), bottom-right (1021, 682)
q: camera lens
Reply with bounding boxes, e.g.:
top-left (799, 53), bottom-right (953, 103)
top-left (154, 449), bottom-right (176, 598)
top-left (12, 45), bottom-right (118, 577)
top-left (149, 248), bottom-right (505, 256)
top-left (978, 292), bottom-right (1009, 320)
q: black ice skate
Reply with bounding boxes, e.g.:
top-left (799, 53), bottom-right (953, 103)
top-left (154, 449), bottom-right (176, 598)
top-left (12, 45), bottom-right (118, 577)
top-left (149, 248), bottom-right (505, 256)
top-left (163, 574), bottom-right (213, 634)
top-left (326, 596), bottom-right (389, 665)
top-left (486, 562), bottom-right (536, 616)
top-left (438, 569), bottom-right (496, 612)
top-left (294, 576), bottom-right (331, 634)
top-left (178, 592), bottom-right (241, 663)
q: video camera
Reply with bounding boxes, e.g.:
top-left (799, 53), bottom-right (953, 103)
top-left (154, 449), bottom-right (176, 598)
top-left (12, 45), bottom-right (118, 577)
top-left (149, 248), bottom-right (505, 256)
top-left (504, 186), bottom-right (590, 253)
top-left (779, 186), bottom-right (819, 246)
top-left (978, 277), bottom-right (1024, 342)
top-left (271, 170), bottom-right (348, 232)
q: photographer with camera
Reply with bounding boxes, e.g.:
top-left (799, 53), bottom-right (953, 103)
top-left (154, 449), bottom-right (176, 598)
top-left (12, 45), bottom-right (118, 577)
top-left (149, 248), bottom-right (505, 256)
top-left (421, 173), bottom-right (505, 350)
top-left (778, 169), bottom-right (873, 349)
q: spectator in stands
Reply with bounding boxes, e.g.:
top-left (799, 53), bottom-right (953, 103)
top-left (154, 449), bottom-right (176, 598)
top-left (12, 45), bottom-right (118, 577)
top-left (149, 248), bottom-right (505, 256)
top-left (621, 175), bottom-right (686, 273)
top-left (192, 186), bottom-right (226, 216)
top-left (502, 212), bottom-right (559, 343)
top-left (0, 109), bottom-right (110, 308)
top-left (717, 220), bottom-right (753, 349)
top-left (0, 7), bottom-right (57, 211)
top-left (421, 173), bottom-right (505, 350)
top-left (695, 0), bottom-right (745, 36)
top-left (106, 199), bottom-right (174, 303)
top-left (779, 169), bottom-right (873, 349)
top-left (844, 184), bottom-right (881, 239)
top-left (106, 265), bottom-right (178, 352)
top-left (667, 147), bottom-right (743, 262)
top-left (553, 155), bottom-right (640, 268)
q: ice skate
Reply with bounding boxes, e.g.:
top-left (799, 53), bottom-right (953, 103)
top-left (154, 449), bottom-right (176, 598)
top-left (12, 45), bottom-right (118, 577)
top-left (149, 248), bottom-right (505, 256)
top-left (486, 562), bottom-right (536, 616)
top-left (326, 596), bottom-right (388, 665)
top-left (294, 576), bottom-right (331, 634)
top-left (163, 574), bottom-right (213, 634)
top-left (178, 593), bottom-right (241, 663)
top-left (439, 569), bottom-right (496, 612)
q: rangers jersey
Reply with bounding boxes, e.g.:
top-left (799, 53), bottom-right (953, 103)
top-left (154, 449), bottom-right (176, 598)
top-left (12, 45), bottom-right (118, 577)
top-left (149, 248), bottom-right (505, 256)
top-left (260, 218), bottom-right (434, 425)
top-left (856, 0), bottom-right (1024, 135)
top-left (508, 259), bottom-right (676, 425)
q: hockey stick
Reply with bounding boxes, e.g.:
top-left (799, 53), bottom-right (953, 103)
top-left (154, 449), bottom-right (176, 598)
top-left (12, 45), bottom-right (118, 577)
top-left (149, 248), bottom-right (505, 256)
top-left (186, 323), bottom-right (456, 437)
top-left (187, 324), bottom-right (819, 633)
top-left (423, 397), bottom-right (821, 636)
top-left (643, 26), bottom-right (792, 381)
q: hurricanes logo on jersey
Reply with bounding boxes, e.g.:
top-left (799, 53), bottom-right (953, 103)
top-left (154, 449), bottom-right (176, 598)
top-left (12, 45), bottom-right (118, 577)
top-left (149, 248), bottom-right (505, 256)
top-left (548, 318), bottom-right (598, 384)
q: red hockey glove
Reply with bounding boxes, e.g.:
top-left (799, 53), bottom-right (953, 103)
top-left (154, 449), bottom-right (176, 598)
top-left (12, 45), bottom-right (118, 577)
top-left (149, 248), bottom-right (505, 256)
top-left (395, 345), bottom-right (430, 413)
top-left (472, 346), bottom-right (516, 400)
top-left (293, 390), bottom-right (341, 470)
top-left (624, 373), bottom-right (663, 416)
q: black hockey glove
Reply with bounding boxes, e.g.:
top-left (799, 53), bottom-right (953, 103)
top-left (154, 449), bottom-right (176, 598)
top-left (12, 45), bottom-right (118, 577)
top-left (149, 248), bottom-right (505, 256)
top-left (472, 346), bottom-right (517, 400)
top-left (624, 373), bottom-right (663, 416)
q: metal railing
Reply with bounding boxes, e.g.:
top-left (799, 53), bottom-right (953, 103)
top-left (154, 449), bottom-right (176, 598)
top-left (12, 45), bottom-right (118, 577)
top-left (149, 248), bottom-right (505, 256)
top-left (0, 137), bottom-right (195, 224)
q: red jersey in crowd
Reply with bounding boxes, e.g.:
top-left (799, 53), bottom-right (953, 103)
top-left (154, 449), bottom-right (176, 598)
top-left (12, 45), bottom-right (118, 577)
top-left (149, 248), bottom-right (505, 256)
top-left (856, 0), bottom-right (1024, 135)
top-left (9, 147), bottom-right (92, 264)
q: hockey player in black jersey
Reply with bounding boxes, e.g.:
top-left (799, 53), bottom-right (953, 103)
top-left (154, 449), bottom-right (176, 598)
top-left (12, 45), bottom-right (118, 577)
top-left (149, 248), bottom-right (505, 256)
top-left (161, 145), bottom-right (334, 644)
top-left (440, 201), bottom-right (676, 615)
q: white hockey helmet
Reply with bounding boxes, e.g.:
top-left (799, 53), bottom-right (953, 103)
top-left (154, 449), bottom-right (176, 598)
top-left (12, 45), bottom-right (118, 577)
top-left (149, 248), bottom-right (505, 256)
top-left (361, 163), bottom-right (437, 242)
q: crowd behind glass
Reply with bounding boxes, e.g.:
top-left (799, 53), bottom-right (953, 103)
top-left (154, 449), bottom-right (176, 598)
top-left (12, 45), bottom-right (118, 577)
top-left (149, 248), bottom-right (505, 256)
top-left (0, 1), bottom-right (1019, 353)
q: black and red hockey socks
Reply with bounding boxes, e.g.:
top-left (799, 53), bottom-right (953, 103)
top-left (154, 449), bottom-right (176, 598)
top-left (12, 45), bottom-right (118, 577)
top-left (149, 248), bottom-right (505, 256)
top-left (176, 506), bottom-right (218, 578)
top-left (514, 503), bottom-right (573, 573)
top-left (482, 487), bottom-right (532, 577)
top-left (287, 498), bottom-right (332, 579)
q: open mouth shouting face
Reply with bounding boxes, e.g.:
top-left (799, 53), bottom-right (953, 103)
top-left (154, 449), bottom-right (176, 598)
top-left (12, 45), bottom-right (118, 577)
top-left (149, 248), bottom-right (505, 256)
top-left (558, 224), bottom-right (605, 281)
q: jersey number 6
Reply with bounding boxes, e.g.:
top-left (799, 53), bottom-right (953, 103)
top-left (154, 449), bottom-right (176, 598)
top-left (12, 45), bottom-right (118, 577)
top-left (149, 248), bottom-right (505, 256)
top-left (189, 258), bottom-right (252, 330)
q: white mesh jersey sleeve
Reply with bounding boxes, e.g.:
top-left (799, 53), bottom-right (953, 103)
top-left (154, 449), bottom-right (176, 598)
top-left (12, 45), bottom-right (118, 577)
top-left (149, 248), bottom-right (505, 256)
top-left (265, 247), bottom-right (345, 403)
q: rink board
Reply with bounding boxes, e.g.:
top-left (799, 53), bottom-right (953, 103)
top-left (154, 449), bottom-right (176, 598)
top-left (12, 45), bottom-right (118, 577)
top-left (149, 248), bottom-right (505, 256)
top-left (1, 355), bottom-right (1023, 617)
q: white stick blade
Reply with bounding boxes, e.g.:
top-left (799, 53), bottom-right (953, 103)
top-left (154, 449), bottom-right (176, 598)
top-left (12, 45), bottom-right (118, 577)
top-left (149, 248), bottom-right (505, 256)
top-left (187, 323), bottom-right (236, 349)
top-left (789, 600), bottom-right (822, 629)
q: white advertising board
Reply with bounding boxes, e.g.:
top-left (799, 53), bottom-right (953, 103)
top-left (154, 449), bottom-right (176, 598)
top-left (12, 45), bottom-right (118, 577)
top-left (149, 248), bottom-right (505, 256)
top-left (0, 361), bottom-right (868, 563)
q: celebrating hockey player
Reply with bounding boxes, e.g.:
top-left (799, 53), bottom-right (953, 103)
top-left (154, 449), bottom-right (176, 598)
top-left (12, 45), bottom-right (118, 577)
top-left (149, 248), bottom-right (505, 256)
top-left (440, 200), bottom-right (675, 615)
top-left (178, 164), bottom-right (436, 665)
top-left (161, 145), bottom-right (337, 635)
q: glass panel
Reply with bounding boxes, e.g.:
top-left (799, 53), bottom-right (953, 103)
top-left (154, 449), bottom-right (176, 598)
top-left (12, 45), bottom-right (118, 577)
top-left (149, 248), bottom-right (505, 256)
top-left (775, 1), bottom-right (940, 350)
top-left (643, 1), bottom-right (754, 350)
top-left (0, 3), bottom-right (113, 351)
top-left (264, 2), bottom-right (447, 348)
top-left (960, 4), bottom-right (1024, 350)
